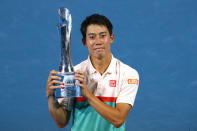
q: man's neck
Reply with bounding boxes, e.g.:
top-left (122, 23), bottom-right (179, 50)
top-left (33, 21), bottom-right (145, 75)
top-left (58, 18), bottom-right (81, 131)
top-left (90, 54), bottom-right (112, 75)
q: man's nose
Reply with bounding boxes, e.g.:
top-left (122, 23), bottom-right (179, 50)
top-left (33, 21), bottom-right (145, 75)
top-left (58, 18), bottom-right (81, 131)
top-left (95, 36), bottom-right (103, 45)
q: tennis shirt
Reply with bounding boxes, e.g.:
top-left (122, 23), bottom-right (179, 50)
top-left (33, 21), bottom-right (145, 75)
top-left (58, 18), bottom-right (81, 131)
top-left (68, 55), bottom-right (139, 131)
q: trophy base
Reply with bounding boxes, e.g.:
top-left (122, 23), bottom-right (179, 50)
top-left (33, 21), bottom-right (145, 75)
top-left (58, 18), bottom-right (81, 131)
top-left (55, 72), bottom-right (81, 98)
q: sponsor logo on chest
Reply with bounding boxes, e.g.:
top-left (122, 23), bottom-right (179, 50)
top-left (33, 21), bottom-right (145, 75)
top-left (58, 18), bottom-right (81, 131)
top-left (109, 80), bottom-right (116, 87)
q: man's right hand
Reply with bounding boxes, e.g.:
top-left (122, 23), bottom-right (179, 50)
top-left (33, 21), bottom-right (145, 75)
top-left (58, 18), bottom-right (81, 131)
top-left (46, 70), bottom-right (63, 99)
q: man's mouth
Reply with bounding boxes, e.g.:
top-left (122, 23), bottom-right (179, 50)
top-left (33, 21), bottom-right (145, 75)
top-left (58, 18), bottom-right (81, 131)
top-left (94, 47), bottom-right (105, 51)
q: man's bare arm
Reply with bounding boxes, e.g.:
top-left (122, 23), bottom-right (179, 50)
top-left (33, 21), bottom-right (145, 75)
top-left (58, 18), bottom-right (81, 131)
top-left (87, 93), bottom-right (131, 128)
top-left (46, 70), bottom-right (71, 128)
top-left (47, 96), bottom-right (71, 128)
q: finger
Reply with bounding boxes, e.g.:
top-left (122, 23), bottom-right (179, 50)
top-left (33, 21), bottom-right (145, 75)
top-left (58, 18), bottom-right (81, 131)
top-left (75, 73), bottom-right (85, 79)
top-left (74, 77), bottom-right (84, 82)
top-left (49, 70), bottom-right (60, 76)
top-left (75, 70), bottom-right (84, 75)
top-left (49, 85), bottom-right (62, 90)
top-left (75, 82), bottom-right (84, 87)
top-left (50, 80), bottom-right (64, 85)
top-left (48, 76), bottom-right (60, 82)
top-left (50, 76), bottom-right (62, 80)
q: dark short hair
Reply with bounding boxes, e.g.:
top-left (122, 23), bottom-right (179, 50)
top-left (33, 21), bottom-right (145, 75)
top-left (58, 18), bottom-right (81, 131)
top-left (80, 14), bottom-right (113, 39)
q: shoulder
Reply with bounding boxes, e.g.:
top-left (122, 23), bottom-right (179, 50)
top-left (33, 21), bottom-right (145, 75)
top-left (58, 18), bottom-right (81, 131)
top-left (74, 59), bottom-right (88, 71)
top-left (116, 58), bottom-right (139, 79)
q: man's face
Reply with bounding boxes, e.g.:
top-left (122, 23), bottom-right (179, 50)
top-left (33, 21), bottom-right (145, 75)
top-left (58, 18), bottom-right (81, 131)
top-left (83, 24), bottom-right (114, 60)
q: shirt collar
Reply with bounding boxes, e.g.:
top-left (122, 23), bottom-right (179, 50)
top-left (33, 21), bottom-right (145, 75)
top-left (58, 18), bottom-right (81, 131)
top-left (87, 55), bottom-right (116, 74)
top-left (104, 55), bottom-right (116, 74)
top-left (87, 56), bottom-right (97, 74)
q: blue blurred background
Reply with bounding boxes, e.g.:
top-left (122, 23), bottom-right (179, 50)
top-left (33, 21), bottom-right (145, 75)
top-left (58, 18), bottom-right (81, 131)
top-left (0, 0), bottom-right (196, 130)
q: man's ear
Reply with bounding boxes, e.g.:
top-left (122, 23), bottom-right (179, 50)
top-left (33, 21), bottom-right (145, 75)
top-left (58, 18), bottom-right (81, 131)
top-left (82, 38), bottom-right (87, 46)
top-left (110, 34), bottom-right (114, 44)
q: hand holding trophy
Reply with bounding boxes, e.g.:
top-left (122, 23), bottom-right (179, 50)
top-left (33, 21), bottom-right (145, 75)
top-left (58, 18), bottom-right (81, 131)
top-left (55, 8), bottom-right (81, 101)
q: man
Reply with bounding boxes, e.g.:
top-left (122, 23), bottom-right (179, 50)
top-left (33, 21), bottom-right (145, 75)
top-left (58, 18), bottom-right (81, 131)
top-left (46, 14), bottom-right (139, 131)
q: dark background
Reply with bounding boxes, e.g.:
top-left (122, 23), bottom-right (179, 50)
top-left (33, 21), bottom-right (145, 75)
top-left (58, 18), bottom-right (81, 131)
top-left (0, 0), bottom-right (196, 130)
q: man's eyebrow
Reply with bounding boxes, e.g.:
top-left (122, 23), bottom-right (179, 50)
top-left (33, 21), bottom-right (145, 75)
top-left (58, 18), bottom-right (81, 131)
top-left (99, 32), bottom-right (107, 34)
top-left (87, 32), bottom-right (107, 36)
top-left (87, 33), bottom-right (96, 36)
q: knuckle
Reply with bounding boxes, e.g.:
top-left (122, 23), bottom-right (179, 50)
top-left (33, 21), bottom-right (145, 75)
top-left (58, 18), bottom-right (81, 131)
top-left (47, 82), bottom-right (52, 87)
top-left (49, 86), bottom-right (54, 90)
top-left (52, 80), bottom-right (61, 84)
top-left (50, 70), bottom-right (55, 75)
top-left (51, 80), bottom-right (56, 83)
top-left (48, 76), bottom-right (51, 81)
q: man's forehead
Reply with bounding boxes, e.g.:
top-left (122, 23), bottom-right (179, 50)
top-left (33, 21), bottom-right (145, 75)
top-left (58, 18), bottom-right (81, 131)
top-left (86, 24), bottom-right (109, 35)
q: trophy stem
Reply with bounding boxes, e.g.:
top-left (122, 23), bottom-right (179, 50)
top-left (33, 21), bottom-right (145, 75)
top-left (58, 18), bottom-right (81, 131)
top-left (57, 8), bottom-right (74, 73)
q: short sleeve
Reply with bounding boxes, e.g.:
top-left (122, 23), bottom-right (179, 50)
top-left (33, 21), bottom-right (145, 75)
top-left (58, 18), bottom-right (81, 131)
top-left (116, 69), bottom-right (139, 106)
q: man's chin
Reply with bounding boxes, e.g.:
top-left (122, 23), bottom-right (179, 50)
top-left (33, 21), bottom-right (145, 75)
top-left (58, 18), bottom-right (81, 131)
top-left (96, 54), bottom-right (104, 60)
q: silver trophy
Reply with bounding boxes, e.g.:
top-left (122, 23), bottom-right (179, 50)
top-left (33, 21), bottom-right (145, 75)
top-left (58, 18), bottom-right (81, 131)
top-left (55, 8), bottom-right (81, 98)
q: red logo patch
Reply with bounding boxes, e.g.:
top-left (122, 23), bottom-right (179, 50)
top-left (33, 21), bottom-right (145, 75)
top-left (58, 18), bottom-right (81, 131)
top-left (109, 80), bottom-right (116, 87)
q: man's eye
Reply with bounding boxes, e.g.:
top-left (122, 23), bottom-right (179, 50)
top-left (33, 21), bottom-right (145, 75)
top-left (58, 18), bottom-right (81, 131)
top-left (89, 36), bottom-right (95, 39)
top-left (101, 34), bottom-right (106, 38)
